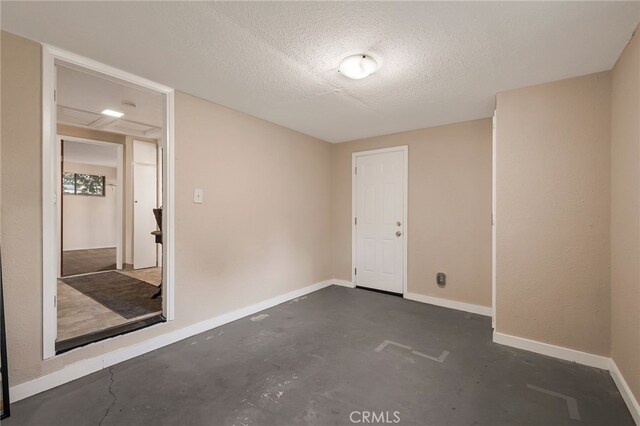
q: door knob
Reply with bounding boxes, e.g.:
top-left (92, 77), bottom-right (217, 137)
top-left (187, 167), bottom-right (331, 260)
top-left (396, 221), bottom-right (401, 227)
top-left (396, 231), bottom-right (402, 237)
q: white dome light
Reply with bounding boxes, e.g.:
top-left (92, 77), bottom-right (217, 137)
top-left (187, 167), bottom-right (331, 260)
top-left (338, 54), bottom-right (378, 80)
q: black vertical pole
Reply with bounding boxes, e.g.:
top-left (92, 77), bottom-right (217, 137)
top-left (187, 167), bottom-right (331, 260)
top-left (0, 248), bottom-right (10, 419)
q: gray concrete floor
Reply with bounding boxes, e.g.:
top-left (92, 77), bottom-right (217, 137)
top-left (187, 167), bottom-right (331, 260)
top-left (6, 286), bottom-right (633, 425)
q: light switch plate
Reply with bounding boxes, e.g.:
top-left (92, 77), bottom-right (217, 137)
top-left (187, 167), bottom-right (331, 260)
top-left (193, 188), bottom-right (204, 204)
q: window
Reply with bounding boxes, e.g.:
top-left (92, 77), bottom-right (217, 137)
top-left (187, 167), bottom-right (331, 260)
top-left (62, 172), bottom-right (105, 196)
top-left (62, 172), bottom-right (75, 194)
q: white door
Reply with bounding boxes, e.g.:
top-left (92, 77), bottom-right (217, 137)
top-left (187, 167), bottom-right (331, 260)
top-left (355, 149), bottom-right (406, 293)
top-left (133, 140), bottom-right (158, 269)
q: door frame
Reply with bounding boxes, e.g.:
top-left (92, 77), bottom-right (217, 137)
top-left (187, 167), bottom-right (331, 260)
top-left (351, 146), bottom-right (409, 295)
top-left (42, 44), bottom-right (176, 359)
top-left (57, 135), bottom-right (124, 274)
top-left (492, 111), bottom-right (497, 329)
top-left (131, 139), bottom-right (159, 269)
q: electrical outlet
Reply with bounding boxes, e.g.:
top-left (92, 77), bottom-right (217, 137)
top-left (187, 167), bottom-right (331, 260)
top-left (437, 272), bottom-right (446, 288)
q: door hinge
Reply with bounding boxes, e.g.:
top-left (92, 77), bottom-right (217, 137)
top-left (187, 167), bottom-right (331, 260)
top-left (54, 295), bottom-right (57, 307)
top-left (354, 267), bottom-right (357, 276)
top-left (354, 217), bottom-right (357, 225)
top-left (354, 166), bottom-right (357, 175)
top-left (54, 89), bottom-right (57, 102)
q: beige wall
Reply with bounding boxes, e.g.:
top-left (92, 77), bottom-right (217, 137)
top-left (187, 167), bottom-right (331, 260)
top-left (58, 124), bottom-right (126, 145)
top-left (611, 27), bottom-right (640, 402)
top-left (1, 32), bottom-right (333, 386)
top-left (331, 119), bottom-right (492, 307)
top-left (1, 31), bottom-right (44, 388)
top-left (495, 72), bottom-right (612, 356)
top-left (62, 162), bottom-right (118, 251)
top-left (175, 91), bottom-right (332, 310)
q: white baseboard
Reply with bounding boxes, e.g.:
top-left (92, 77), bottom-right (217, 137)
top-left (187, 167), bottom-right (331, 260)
top-left (493, 332), bottom-right (639, 423)
top-left (492, 331), bottom-right (611, 370)
top-left (404, 292), bottom-right (492, 317)
top-left (609, 359), bottom-right (640, 425)
top-left (333, 279), bottom-right (355, 288)
top-left (10, 279), bottom-right (334, 402)
top-left (12, 279), bottom-right (639, 425)
top-left (64, 245), bottom-right (116, 252)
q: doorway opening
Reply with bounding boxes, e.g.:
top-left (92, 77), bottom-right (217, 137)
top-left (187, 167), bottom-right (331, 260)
top-left (59, 137), bottom-right (123, 277)
top-left (42, 46), bottom-right (175, 357)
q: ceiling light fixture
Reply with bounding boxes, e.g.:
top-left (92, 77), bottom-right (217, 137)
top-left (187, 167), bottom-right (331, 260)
top-left (338, 54), bottom-right (378, 80)
top-left (101, 109), bottom-right (124, 118)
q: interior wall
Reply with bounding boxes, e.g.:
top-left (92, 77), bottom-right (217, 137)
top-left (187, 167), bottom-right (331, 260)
top-left (495, 72), bottom-right (612, 356)
top-left (331, 119), bottom-right (492, 307)
top-left (0, 31), bottom-right (43, 389)
top-left (1, 31), bottom-right (333, 387)
top-left (57, 124), bottom-right (126, 145)
top-left (610, 27), bottom-right (640, 403)
top-left (62, 162), bottom-right (117, 251)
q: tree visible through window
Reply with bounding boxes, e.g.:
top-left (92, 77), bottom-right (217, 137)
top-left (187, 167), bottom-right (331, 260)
top-left (62, 172), bottom-right (105, 196)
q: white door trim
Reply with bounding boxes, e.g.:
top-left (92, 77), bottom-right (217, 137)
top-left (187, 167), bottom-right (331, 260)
top-left (42, 44), bottom-right (176, 359)
top-left (492, 111), bottom-right (497, 329)
top-left (43, 46), bottom-right (57, 358)
top-left (132, 160), bottom-right (158, 270)
top-left (57, 135), bottom-right (124, 270)
top-left (351, 146), bottom-right (408, 294)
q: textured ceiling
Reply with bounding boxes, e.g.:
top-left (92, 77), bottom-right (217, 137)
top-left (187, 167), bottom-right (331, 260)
top-left (2, 1), bottom-right (639, 142)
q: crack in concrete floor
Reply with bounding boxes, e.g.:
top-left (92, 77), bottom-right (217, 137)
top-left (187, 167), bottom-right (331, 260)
top-left (99, 367), bottom-right (117, 426)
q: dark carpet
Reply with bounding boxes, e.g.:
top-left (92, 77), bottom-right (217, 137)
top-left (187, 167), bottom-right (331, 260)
top-left (61, 271), bottom-right (161, 319)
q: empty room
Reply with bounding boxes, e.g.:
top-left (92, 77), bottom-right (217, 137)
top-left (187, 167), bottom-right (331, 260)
top-left (0, 1), bottom-right (638, 425)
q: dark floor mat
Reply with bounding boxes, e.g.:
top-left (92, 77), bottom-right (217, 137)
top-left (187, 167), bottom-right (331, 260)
top-left (61, 272), bottom-right (161, 319)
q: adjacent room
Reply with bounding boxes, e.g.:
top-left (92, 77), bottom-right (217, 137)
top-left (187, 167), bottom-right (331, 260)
top-left (0, 1), bottom-right (639, 425)
top-left (52, 63), bottom-right (168, 353)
